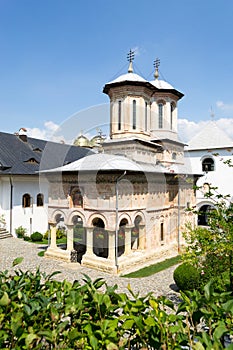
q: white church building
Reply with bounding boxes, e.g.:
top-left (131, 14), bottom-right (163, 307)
top-left (184, 121), bottom-right (233, 225)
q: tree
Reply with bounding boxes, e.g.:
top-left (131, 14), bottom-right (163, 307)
top-left (182, 187), bottom-right (233, 292)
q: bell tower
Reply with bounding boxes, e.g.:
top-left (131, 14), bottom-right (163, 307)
top-left (103, 50), bottom-right (153, 141)
top-left (149, 58), bottom-right (183, 142)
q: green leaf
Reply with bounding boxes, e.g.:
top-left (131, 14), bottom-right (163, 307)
top-left (106, 342), bottom-right (119, 350)
top-left (122, 319), bottom-right (134, 329)
top-left (193, 342), bottom-right (205, 350)
top-left (0, 292), bottom-right (10, 306)
top-left (25, 333), bottom-right (38, 347)
top-left (222, 299), bottom-right (233, 312)
top-left (213, 323), bottom-right (228, 340)
top-left (12, 257), bottom-right (24, 267)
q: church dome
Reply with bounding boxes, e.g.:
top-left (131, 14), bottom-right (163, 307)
top-left (106, 72), bottom-right (147, 85)
top-left (73, 135), bottom-right (90, 147)
top-left (150, 79), bottom-right (175, 90)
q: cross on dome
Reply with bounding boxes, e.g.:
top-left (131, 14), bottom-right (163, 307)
top-left (127, 49), bottom-right (135, 73)
top-left (153, 57), bottom-right (160, 79)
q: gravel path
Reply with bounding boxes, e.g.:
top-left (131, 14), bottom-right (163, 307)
top-left (0, 237), bottom-right (179, 299)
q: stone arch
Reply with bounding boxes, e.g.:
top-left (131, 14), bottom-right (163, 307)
top-left (131, 212), bottom-right (146, 250)
top-left (50, 209), bottom-right (67, 225)
top-left (132, 211), bottom-right (146, 225)
top-left (66, 210), bottom-right (86, 226)
top-left (67, 211), bottom-right (87, 262)
top-left (118, 213), bottom-right (132, 226)
top-left (87, 213), bottom-right (108, 228)
top-left (91, 216), bottom-right (108, 259)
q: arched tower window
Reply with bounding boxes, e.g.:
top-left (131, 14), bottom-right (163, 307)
top-left (145, 101), bottom-right (148, 131)
top-left (202, 158), bottom-right (215, 172)
top-left (36, 193), bottom-right (44, 207)
top-left (170, 102), bottom-right (175, 130)
top-left (158, 103), bottom-right (163, 129)
top-left (160, 222), bottom-right (164, 241)
top-left (132, 100), bottom-right (136, 130)
top-left (22, 193), bottom-right (31, 208)
top-left (118, 100), bottom-right (122, 130)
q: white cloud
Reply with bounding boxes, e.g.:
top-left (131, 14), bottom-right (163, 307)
top-left (26, 117), bottom-right (233, 147)
top-left (178, 118), bottom-right (233, 142)
top-left (27, 121), bottom-right (66, 143)
top-left (216, 100), bottom-right (233, 112)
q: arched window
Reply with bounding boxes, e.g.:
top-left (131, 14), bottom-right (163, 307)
top-left (160, 222), bottom-right (164, 241)
top-left (70, 187), bottom-right (83, 207)
top-left (202, 158), bottom-right (215, 172)
top-left (145, 101), bottom-right (148, 131)
top-left (22, 193), bottom-right (31, 208)
top-left (118, 100), bottom-right (122, 130)
top-left (158, 103), bottom-right (163, 128)
top-left (133, 100), bottom-right (136, 130)
top-left (170, 103), bottom-right (175, 130)
top-left (37, 193), bottom-right (44, 207)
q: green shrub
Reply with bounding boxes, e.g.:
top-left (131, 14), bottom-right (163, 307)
top-left (173, 262), bottom-right (200, 291)
top-left (56, 227), bottom-right (66, 239)
top-left (15, 225), bottom-right (27, 238)
top-left (43, 230), bottom-right (50, 240)
top-left (31, 231), bottom-right (43, 242)
top-left (23, 236), bottom-right (31, 241)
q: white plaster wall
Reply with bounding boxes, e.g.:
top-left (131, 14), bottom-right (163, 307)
top-left (1, 176), bottom-right (49, 236)
top-left (185, 148), bottom-right (233, 206)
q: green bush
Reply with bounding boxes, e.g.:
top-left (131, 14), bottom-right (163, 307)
top-left (43, 230), bottom-right (50, 240)
top-left (15, 225), bottom-right (27, 238)
top-left (0, 265), bottom-right (232, 349)
top-left (56, 227), bottom-right (66, 239)
top-left (23, 236), bottom-right (31, 241)
top-left (30, 231), bottom-right (43, 242)
top-left (173, 262), bottom-right (200, 291)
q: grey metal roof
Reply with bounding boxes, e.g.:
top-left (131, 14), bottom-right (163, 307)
top-left (186, 121), bottom-right (233, 151)
top-left (42, 152), bottom-right (197, 176)
top-left (0, 132), bottom-right (93, 175)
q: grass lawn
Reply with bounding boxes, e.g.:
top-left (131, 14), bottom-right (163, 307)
top-left (122, 255), bottom-right (181, 278)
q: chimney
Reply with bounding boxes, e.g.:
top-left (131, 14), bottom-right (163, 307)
top-left (18, 128), bottom-right (28, 142)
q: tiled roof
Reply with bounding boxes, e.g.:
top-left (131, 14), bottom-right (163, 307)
top-left (0, 132), bottom-right (93, 175)
top-left (186, 121), bottom-right (233, 151)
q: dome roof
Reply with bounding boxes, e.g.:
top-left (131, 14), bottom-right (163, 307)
top-left (73, 135), bottom-right (90, 147)
top-left (107, 72), bottom-right (147, 84)
top-left (150, 79), bottom-right (174, 90)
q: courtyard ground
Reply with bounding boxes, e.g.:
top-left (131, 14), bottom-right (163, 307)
top-left (0, 237), bottom-right (179, 299)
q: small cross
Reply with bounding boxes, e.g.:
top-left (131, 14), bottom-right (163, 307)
top-left (127, 49), bottom-right (135, 63)
top-left (210, 107), bottom-right (215, 120)
top-left (153, 58), bottom-right (160, 79)
top-left (153, 58), bottom-right (160, 70)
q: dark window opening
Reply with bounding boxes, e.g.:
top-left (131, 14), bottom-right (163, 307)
top-left (37, 193), bottom-right (44, 207)
top-left (202, 158), bottom-right (215, 172)
top-left (118, 100), bottom-right (122, 130)
top-left (160, 222), bottom-right (164, 241)
top-left (22, 193), bottom-right (31, 208)
top-left (133, 100), bottom-right (136, 130)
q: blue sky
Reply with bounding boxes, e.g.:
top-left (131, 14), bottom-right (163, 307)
top-left (0, 0), bottom-right (233, 142)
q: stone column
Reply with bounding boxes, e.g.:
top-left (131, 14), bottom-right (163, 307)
top-left (85, 226), bottom-right (94, 256)
top-left (107, 230), bottom-right (116, 261)
top-left (124, 226), bottom-right (132, 255)
top-left (66, 224), bottom-right (74, 251)
top-left (49, 223), bottom-right (57, 248)
top-left (138, 224), bottom-right (146, 250)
